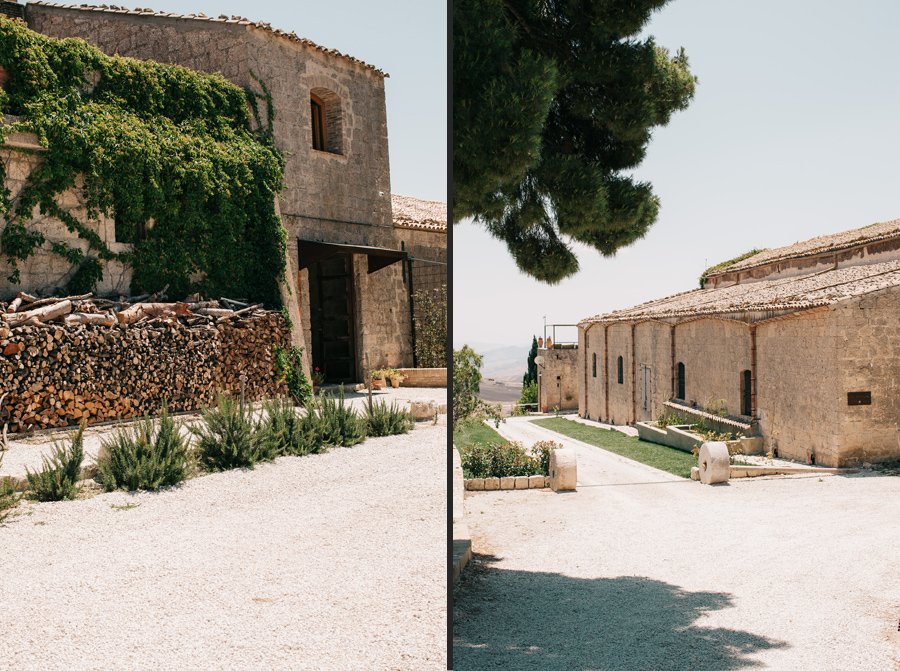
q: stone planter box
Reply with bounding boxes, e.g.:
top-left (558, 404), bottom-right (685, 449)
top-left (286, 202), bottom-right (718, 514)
top-left (464, 475), bottom-right (549, 490)
top-left (635, 421), bottom-right (703, 453)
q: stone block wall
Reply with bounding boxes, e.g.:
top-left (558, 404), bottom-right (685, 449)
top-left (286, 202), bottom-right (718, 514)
top-left (756, 310), bottom-right (840, 464)
top-left (634, 320), bottom-right (673, 422)
top-left (0, 313), bottom-right (288, 433)
top-left (835, 286), bottom-right (900, 465)
top-left (0, 140), bottom-right (132, 299)
top-left (538, 347), bottom-right (578, 412)
top-left (606, 323), bottom-right (633, 425)
top-left (397, 367), bottom-right (446, 387)
top-left (673, 318), bottom-right (752, 416)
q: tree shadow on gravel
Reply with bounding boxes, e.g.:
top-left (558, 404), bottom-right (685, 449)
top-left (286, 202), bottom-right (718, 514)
top-left (453, 553), bottom-right (787, 671)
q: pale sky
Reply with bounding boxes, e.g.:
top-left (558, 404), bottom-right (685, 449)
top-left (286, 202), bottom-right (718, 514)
top-left (77, 0), bottom-right (447, 202)
top-left (453, 0), bottom-right (900, 348)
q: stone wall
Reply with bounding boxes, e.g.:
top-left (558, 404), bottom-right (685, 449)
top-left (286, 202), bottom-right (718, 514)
top-left (673, 318), bottom-right (752, 417)
top-left (537, 347), bottom-right (578, 412)
top-left (0, 312), bottom-right (288, 433)
top-left (756, 310), bottom-right (840, 464)
top-left (606, 323), bottom-right (633, 425)
top-left (634, 320), bottom-right (673, 423)
top-left (580, 323), bottom-right (604, 421)
top-left (397, 367), bottom-right (446, 387)
top-left (0, 135), bottom-right (132, 299)
top-left (835, 285), bottom-right (900, 465)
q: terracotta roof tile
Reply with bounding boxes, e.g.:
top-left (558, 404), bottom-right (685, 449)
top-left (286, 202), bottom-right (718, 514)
top-left (28, 2), bottom-right (387, 76)
top-left (391, 194), bottom-right (446, 232)
top-left (580, 258), bottom-right (900, 325)
top-left (711, 218), bottom-right (900, 275)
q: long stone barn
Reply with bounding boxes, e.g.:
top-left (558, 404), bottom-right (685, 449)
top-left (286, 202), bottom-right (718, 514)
top-left (1, 1), bottom-right (447, 383)
top-left (577, 219), bottom-right (900, 467)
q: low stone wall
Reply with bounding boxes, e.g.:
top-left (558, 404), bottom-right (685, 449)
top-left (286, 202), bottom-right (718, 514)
top-left (0, 313), bottom-right (288, 432)
top-left (464, 475), bottom-right (549, 490)
top-left (397, 367), bottom-right (446, 387)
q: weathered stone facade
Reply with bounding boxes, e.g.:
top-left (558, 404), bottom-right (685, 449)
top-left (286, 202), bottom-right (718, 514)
top-left (537, 346), bottom-right (578, 413)
top-left (578, 219), bottom-right (900, 467)
top-left (2, 2), bottom-right (447, 383)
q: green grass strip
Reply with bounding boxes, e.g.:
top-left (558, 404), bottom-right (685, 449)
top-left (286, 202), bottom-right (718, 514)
top-left (453, 418), bottom-right (506, 451)
top-left (531, 418), bottom-right (696, 478)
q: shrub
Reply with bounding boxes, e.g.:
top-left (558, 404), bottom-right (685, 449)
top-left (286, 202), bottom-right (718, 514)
top-left (530, 440), bottom-right (561, 476)
top-left (656, 411), bottom-right (684, 428)
top-left (459, 440), bottom-right (541, 479)
top-left (412, 285), bottom-right (447, 367)
top-left (274, 345), bottom-right (313, 407)
top-left (0, 454), bottom-right (19, 523)
top-left (365, 399), bottom-right (414, 437)
top-left (317, 387), bottom-right (366, 447)
top-left (96, 406), bottom-right (191, 491)
top-left (519, 380), bottom-right (537, 408)
top-left (262, 398), bottom-right (326, 456)
top-left (25, 422), bottom-right (85, 501)
top-left (190, 394), bottom-right (276, 471)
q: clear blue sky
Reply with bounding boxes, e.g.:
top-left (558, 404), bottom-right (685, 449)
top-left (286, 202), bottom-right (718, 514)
top-left (453, 0), bottom-right (900, 348)
top-left (98, 0), bottom-right (447, 202)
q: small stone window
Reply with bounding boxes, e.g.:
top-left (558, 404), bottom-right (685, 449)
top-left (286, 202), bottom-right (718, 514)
top-left (592, 353), bottom-right (597, 378)
top-left (676, 362), bottom-right (685, 400)
top-left (617, 356), bottom-right (624, 385)
top-left (310, 88), bottom-right (343, 154)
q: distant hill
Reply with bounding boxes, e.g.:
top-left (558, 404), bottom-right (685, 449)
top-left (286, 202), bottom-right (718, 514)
top-left (456, 340), bottom-right (531, 383)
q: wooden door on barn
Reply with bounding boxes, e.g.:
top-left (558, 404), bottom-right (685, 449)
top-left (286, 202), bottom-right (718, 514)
top-left (308, 254), bottom-right (357, 383)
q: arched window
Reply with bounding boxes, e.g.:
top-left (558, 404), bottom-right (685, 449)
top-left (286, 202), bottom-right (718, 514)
top-left (741, 369), bottom-right (752, 416)
top-left (676, 362), bottom-right (685, 400)
top-left (592, 353), bottom-right (597, 378)
top-left (617, 356), bottom-right (624, 384)
top-left (310, 88), bottom-right (343, 154)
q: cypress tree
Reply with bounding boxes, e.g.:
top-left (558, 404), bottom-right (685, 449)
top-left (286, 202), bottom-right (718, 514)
top-left (523, 335), bottom-right (538, 385)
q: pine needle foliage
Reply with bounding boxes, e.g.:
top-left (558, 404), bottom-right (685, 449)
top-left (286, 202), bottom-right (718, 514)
top-left (262, 398), bottom-right (326, 457)
top-left (190, 395), bottom-right (276, 471)
top-left (25, 421), bottom-right (85, 501)
top-left (364, 399), bottom-right (414, 437)
top-left (96, 405), bottom-right (191, 491)
top-left (317, 387), bottom-right (366, 447)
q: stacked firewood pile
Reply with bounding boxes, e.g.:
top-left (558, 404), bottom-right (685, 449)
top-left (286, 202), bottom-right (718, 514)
top-left (0, 291), bottom-right (289, 433)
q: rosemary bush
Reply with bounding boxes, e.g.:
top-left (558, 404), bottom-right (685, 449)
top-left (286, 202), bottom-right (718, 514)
top-left (317, 387), bottom-right (366, 447)
top-left (96, 406), bottom-right (191, 491)
top-left (0, 454), bottom-right (19, 522)
top-left (190, 395), bottom-right (275, 471)
top-left (25, 422), bottom-right (85, 501)
top-left (262, 398), bottom-right (326, 456)
top-left (365, 399), bottom-right (414, 437)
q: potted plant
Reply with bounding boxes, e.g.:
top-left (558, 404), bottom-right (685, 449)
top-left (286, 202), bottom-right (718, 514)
top-left (385, 369), bottom-right (405, 388)
top-left (371, 369), bottom-right (386, 390)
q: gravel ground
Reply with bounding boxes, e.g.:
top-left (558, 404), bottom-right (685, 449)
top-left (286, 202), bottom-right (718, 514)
top-left (0, 388), bottom-right (447, 670)
top-left (0, 386), bottom-right (444, 479)
top-left (454, 416), bottom-right (900, 670)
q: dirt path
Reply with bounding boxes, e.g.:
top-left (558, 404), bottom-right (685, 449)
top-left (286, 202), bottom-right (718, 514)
top-left (454, 419), bottom-right (900, 670)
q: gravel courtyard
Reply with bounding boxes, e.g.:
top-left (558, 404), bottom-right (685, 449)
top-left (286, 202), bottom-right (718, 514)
top-left (454, 416), bottom-right (900, 670)
top-left (0, 388), bottom-right (446, 670)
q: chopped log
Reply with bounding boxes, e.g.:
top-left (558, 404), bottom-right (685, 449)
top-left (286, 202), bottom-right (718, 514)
top-left (220, 298), bottom-right (250, 309)
top-left (184, 300), bottom-right (219, 310)
top-left (194, 308), bottom-right (234, 318)
top-left (7, 296), bottom-right (23, 313)
top-left (63, 312), bottom-right (117, 327)
top-left (24, 293), bottom-right (92, 311)
top-left (216, 304), bottom-right (262, 323)
top-left (116, 302), bottom-right (191, 325)
top-left (3, 300), bottom-right (73, 327)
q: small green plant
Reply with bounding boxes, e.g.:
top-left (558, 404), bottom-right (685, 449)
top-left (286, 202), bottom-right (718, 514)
top-left (262, 398), bottom-right (326, 456)
top-left (190, 394), bottom-right (276, 471)
top-left (519, 380), bottom-right (537, 408)
top-left (459, 440), bottom-right (543, 479)
top-left (274, 345), bottom-right (313, 407)
top-left (656, 411), bottom-right (685, 428)
top-left (531, 440), bottom-right (562, 476)
top-left (0, 453), bottom-right (20, 523)
top-left (96, 405), bottom-right (191, 491)
top-left (25, 422), bottom-right (85, 502)
top-left (317, 387), bottom-right (367, 447)
top-left (365, 399), bottom-right (414, 437)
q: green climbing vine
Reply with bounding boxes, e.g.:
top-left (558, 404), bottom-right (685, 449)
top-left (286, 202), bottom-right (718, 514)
top-left (0, 17), bottom-right (286, 303)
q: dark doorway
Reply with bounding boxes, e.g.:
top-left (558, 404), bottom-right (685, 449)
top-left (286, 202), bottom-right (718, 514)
top-left (308, 254), bottom-right (357, 383)
top-left (676, 362), bottom-right (685, 400)
top-left (741, 369), bottom-right (752, 416)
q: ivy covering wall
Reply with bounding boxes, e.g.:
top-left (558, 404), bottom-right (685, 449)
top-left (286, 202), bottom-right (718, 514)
top-left (0, 17), bottom-right (286, 304)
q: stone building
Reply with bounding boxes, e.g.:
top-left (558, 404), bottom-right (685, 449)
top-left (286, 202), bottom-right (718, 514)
top-left (577, 219), bottom-right (900, 467)
top-left (1, 1), bottom-right (446, 382)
